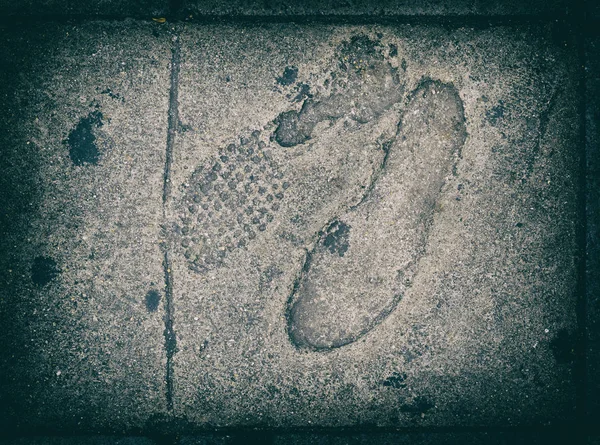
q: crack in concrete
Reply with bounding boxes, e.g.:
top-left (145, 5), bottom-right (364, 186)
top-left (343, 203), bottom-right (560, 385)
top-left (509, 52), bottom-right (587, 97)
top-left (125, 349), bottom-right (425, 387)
top-left (162, 250), bottom-right (177, 412)
top-left (161, 32), bottom-right (181, 412)
top-left (163, 35), bottom-right (181, 207)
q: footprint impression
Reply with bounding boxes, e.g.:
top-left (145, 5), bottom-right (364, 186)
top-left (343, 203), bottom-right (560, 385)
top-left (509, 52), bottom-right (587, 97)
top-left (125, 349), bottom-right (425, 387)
top-left (175, 132), bottom-right (287, 273)
top-left (286, 79), bottom-right (467, 351)
top-left (173, 36), bottom-right (467, 352)
top-left (174, 35), bottom-right (405, 273)
top-left (275, 36), bottom-right (405, 147)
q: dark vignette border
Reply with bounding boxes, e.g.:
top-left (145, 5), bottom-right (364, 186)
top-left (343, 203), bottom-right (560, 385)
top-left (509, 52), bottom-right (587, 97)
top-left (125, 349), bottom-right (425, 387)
top-left (0, 1), bottom-right (594, 443)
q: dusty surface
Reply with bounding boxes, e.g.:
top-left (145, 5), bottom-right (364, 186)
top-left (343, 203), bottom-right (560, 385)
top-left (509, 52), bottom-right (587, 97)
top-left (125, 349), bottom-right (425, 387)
top-left (1, 0), bottom-right (167, 16)
top-left (287, 79), bottom-right (467, 350)
top-left (0, 0), bottom-right (569, 17)
top-left (170, 23), bottom-right (580, 428)
top-left (0, 19), bottom-right (584, 435)
top-left (0, 21), bottom-right (172, 431)
top-left (180, 0), bottom-right (569, 16)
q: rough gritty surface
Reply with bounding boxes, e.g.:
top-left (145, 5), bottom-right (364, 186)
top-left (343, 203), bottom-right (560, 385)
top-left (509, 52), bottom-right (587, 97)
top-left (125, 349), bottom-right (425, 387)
top-left (0, 19), bottom-right (583, 435)
top-left (0, 21), bottom-right (172, 432)
top-left (287, 79), bottom-right (467, 350)
top-left (170, 23), bottom-right (580, 428)
top-left (274, 36), bottom-right (404, 147)
top-left (0, 0), bottom-right (569, 17)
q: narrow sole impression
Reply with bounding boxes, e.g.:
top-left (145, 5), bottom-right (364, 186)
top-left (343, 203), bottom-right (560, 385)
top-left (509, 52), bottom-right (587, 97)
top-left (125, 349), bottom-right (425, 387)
top-left (286, 79), bottom-right (467, 351)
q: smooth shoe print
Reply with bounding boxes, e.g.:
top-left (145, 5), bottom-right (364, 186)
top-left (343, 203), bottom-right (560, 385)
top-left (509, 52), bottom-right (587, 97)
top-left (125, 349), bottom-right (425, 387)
top-left (287, 79), bottom-right (467, 350)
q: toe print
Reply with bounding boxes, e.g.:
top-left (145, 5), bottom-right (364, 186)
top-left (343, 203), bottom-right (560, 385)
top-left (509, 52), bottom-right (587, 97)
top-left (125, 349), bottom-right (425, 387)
top-left (287, 79), bottom-right (467, 350)
top-left (274, 36), bottom-right (404, 147)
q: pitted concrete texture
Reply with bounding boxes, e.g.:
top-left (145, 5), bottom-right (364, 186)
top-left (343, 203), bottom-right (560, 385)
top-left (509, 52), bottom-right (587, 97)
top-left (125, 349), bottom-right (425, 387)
top-left (0, 21), bottom-right (172, 431)
top-left (0, 0), bottom-right (570, 17)
top-left (274, 36), bottom-right (405, 148)
top-left (0, 19), bottom-right (582, 434)
top-left (287, 79), bottom-right (467, 350)
top-left (170, 24), bottom-right (580, 428)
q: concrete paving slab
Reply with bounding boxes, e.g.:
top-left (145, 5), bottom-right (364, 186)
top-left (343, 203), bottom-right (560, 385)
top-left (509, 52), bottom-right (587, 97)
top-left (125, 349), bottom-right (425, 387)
top-left (0, 20), bottom-right (173, 432)
top-left (169, 23), bottom-right (580, 428)
top-left (180, 0), bottom-right (569, 17)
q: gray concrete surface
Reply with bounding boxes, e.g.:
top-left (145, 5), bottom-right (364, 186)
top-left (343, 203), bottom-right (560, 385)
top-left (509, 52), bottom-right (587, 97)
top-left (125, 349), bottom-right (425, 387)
top-left (0, 14), bottom-right (589, 444)
top-left (0, 0), bottom-right (572, 18)
top-left (0, 20), bottom-right (173, 431)
top-left (170, 23), bottom-right (579, 428)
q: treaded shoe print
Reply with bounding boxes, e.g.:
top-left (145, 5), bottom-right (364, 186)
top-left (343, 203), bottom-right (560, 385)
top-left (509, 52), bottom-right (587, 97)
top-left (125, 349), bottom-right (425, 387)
top-left (275, 35), bottom-right (404, 147)
top-left (176, 131), bottom-right (286, 273)
top-left (175, 35), bottom-right (405, 274)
